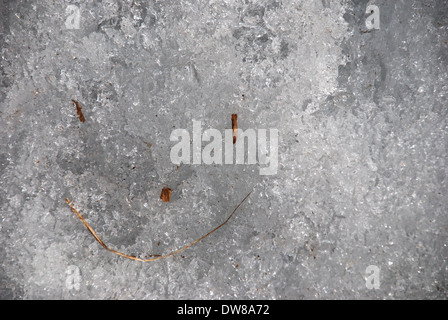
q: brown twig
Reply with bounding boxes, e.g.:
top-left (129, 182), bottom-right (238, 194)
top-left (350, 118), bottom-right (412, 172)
top-left (231, 114), bottom-right (238, 144)
top-left (160, 188), bottom-right (172, 202)
top-left (71, 99), bottom-right (85, 123)
top-left (65, 190), bottom-right (252, 262)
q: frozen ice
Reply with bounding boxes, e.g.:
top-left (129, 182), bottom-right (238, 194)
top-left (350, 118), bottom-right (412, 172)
top-left (0, 0), bottom-right (447, 299)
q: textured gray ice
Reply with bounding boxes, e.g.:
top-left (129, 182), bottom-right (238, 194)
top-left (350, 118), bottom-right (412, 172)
top-left (0, 0), bottom-right (447, 299)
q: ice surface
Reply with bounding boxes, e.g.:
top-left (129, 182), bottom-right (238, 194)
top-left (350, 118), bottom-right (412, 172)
top-left (0, 0), bottom-right (447, 299)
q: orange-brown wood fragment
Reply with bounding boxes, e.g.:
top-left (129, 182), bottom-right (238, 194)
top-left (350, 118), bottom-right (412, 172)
top-left (72, 99), bottom-right (85, 123)
top-left (231, 114), bottom-right (237, 144)
top-left (160, 188), bottom-right (172, 202)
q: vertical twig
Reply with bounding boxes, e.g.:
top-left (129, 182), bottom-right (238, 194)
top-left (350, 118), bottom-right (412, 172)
top-left (232, 114), bottom-right (238, 144)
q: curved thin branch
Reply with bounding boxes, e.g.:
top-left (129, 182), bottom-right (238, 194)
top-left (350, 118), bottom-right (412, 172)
top-left (65, 191), bottom-right (252, 262)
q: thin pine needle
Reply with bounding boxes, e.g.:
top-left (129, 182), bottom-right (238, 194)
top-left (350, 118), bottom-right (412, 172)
top-left (65, 191), bottom-right (252, 262)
